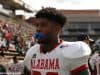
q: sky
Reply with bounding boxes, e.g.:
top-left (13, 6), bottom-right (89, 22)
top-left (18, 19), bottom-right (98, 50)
top-left (23, 0), bottom-right (100, 10)
top-left (19, 0), bottom-right (100, 18)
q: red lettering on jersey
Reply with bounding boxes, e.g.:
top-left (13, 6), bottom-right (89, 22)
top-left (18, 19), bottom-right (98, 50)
top-left (32, 71), bottom-right (41, 75)
top-left (49, 59), bottom-right (55, 69)
top-left (36, 59), bottom-right (41, 69)
top-left (44, 59), bottom-right (49, 69)
top-left (40, 59), bottom-right (44, 69)
top-left (55, 58), bottom-right (60, 69)
top-left (31, 71), bottom-right (58, 75)
top-left (31, 59), bottom-right (35, 69)
top-left (31, 58), bottom-right (60, 70)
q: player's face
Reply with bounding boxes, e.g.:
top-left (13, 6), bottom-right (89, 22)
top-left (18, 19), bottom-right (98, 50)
top-left (34, 18), bottom-right (60, 44)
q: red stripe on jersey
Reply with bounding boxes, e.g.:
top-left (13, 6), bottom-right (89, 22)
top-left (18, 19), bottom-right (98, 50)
top-left (70, 64), bottom-right (88, 74)
top-left (32, 71), bottom-right (41, 75)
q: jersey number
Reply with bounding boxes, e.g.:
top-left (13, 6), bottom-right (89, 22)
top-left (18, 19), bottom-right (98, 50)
top-left (32, 71), bottom-right (58, 75)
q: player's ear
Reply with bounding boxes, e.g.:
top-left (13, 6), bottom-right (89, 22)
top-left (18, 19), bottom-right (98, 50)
top-left (55, 25), bottom-right (61, 34)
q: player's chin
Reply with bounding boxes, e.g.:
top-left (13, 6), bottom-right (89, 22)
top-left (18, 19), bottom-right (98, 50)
top-left (37, 39), bottom-right (49, 44)
top-left (36, 39), bottom-right (44, 43)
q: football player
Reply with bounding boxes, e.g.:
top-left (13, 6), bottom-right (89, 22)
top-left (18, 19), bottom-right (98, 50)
top-left (24, 7), bottom-right (91, 75)
top-left (89, 39), bottom-right (100, 75)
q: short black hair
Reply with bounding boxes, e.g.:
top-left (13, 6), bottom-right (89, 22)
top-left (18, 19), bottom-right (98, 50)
top-left (35, 7), bottom-right (66, 28)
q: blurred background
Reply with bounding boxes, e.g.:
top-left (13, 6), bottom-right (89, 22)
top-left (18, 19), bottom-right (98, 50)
top-left (0, 0), bottom-right (100, 74)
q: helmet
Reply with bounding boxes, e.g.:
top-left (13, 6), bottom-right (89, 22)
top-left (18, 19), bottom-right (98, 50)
top-left (95, 39), bottom-right (100, 46)
top-left (93, 39), bottom-right (100, 52)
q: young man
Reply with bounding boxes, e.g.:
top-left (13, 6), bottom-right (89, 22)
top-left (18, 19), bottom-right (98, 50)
top-left (24, 7), bottom-right (91, 75)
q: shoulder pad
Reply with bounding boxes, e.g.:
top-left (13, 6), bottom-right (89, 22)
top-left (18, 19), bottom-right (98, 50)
top-left (25, 44), bottom-right (40, 57)
top-left (62, 41), bottom-right (91, 58)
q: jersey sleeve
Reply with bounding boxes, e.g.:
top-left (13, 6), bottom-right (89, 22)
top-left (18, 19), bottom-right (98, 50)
top-left (23, 44), bottom-right (39, 70)
top-left (62, 41), bottom-right (91, 73)
top-left (62, 41), bottom-right (91, 58)
top-left (69, 56), bottom-right (89, 74)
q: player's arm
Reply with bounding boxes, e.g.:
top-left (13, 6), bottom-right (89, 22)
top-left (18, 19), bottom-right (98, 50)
top-left (69, 42), bottom-right (91, 75)
top-left (70, 64), bottom-right (90, 75)
top-left (62, 41), bottom-right (91, 75)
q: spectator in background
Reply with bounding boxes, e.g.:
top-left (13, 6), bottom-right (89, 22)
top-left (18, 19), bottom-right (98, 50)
top-left (89, 40), bottom-right (100, 75)
top-left (25, 36), bottom-right (35, 48)
top-left (0, 36), bottom-right (6, 50)
top-left (5, 30), bottom-right (12, 51)
top-left (8, 56), bottom-right (24, 75)
top-left (13, 34), bottom-right (22, 54)
top-left (0, 36), bottom-right (6, 57)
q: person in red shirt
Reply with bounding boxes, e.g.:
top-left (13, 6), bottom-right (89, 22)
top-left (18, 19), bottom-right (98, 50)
top-left (5, 30), bottom-right (12, 51)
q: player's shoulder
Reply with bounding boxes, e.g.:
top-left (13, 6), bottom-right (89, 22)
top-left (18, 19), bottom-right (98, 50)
top-left (25, 44), bottom-right (40, 56)
top-left (62, 41), bottom-right (91, 58)
top-left (29, 44), bottom-right (40, 51)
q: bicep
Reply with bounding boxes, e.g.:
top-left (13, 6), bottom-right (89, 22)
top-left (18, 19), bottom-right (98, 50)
top-left (71, 65), bottom-right (90, 75)
top-left (69, 56), bottom-right (90, 75)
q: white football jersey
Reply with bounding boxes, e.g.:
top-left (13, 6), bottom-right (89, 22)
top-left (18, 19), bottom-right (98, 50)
top-left (95, 56), bottom-right (100, 75)
top-left (24, 41), bottom-right (91, 75)
top-left (89, 53), bottom-right (100, 75)
top-left (8, 62), bottom-right (24, 75)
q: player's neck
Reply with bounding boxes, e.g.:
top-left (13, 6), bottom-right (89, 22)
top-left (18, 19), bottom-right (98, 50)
top-left (40, 39), bottom-right (62, 53)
